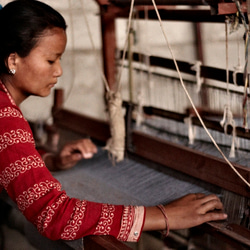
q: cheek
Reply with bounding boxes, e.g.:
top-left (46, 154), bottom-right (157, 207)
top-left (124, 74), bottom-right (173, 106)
top-left (22, 56), bottom-right (48, 73)
top-left (27, 64), bottom-right (50, 80)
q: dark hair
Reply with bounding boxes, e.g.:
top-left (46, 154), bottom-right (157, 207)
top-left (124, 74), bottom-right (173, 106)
top-left (0, 0), bottom-right (67, 75)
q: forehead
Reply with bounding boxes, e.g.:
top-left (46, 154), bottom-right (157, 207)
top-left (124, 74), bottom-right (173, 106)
top-left (32, 28), bottom-right (67, 56)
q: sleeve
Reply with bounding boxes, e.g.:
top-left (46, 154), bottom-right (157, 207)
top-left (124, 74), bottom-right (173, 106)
top-left (0, 106), bottom-right (145, 241)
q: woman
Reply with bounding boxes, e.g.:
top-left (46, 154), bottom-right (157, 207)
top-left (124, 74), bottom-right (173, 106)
top-left (0, 0), bottom-right (227, 243)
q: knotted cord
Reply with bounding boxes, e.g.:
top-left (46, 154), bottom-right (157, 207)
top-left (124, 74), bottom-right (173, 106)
top-left (63, 0), bottom-right (77, 105)
top-left (220, 18), bottom-right (238, 158)
top-left (191, 61), bottom-right (204, 93)
top-left (135, 8), bottom-right (147, 128)
top-left (184, 115), bottom-right (196, 145)
top-left (231, 10), bottom-right (243, 86)
top-left (79, 0), bottom-right (110, 93)
top-left (235, 0), bottom-right (250, 130)
top-left (80, 0), bottom-right (136, 163)
top-left (103, 0), bottom-right (136, 163)
top-left (150, 0), bottom-right (250, 188)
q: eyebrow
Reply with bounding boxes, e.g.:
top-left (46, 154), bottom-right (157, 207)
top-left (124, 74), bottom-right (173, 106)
top-left (46, 52), bottom-right (63, 58)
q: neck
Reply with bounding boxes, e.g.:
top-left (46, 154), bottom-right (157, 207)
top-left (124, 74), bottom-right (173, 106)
top-left (1, 79), bottom-right (26, 106)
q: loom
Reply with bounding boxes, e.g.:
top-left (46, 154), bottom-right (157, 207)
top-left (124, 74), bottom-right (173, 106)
top-left (1, 0), bottom-right (250, 249)
top-left (51, 0), bottom-right (250, 249)
top-left (42, 1), bottom-right (249, 249)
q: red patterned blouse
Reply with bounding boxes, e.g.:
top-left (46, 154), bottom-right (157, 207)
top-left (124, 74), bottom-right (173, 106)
top-left (0, 81), bottom-right (145, 242)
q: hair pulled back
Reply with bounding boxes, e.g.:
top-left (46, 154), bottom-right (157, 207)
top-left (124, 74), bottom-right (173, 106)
top-left (0, 0), bottom-right (67, 75)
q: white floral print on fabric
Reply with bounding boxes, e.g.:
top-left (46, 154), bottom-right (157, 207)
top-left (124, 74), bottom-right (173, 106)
top-left (61, 200), bottom-right (87, 240)
top-left (0, 107), bottom-right (23, 119)
top-left (117, 205), bottom-right (134, 241)
top-left (0, 155), bottom-right (44, 188)
top-left (94, 204), bottom-right (115, 235)
top-left (16, 180), bottom-right (61, 211)
top-left (0, 129), bottom-right (35, 152)
top-left (36, 193), bottom-right (68, 233)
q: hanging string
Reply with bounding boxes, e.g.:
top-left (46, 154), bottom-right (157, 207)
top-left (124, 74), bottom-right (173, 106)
top-left (135, 9), bottom-right (145, 128)
top-left (191, 61), bottom-right (204, 93)
top-left (242, 32), bottom-right (249, 130)
top-left (184, 115), bottom-right (196, 145)
top-left (220, 105), bottom-right (239, 158)
top-left (230, 11), bottom-right (243, 86)
top-left (225, 19), bottom-right (230, 104)
top-left (143, 7), bottom-right (155, 106)
top-left (104, 0), bottom-right (136, 163)
top-left (235, 1), bottom-right (250, 130)
top-left (79, 0), bottom-right (110, 93)
top-left (232, 39), bottom-right (242, 86)
top-left (150, 0), bottom-right (250, 188)
top-left (116, 0), bottom-right (136, 92)
top-left (80, 0), bottom-right (136, 163)
top-left (220, 18), bottom-right (238, 158)
top-left (44, 0), bottom-right (76, 125)
top-left (128, 19), bottom-right (135, 103)
top-left (63, 0), bottom-right (76, 104)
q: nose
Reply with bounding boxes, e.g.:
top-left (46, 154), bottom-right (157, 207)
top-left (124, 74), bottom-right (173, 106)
top-left (54, 61), bottom-right (63, 77)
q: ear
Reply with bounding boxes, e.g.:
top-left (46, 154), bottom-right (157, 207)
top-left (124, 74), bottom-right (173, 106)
top-left (7, 53), bottom-right (17, 71)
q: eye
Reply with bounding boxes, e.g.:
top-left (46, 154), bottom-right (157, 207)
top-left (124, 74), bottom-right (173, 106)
top-left (48, 60), bottom-right (55, 65)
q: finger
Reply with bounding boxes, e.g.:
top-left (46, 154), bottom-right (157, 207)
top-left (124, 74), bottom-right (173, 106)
top-left (178, 193), bottom-right (206, 202)
top-left (202, 210), bottom-right (228, 222)
top-left (198, 198), bottom-right (224, 215)
top-left (195, 193), bottom-right (206, 199)
top-left (71, 152), bottom-right (82, 161)
top-left (61, 153), bottom-right (81, 165)
top-left (72, 140), bottom-right (97, 155)
top-left (196, 194), bottom-right (220, 205)
top-left (82, 152), bottom-right (93, 159)
top-left (168, 193), bottom-right (201, 206)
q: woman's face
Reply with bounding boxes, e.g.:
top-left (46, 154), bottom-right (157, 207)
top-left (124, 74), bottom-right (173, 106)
top-left (7, 27), bottom-right (67, 105)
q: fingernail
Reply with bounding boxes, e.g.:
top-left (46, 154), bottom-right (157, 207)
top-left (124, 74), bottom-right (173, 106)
top-left (83, 152), bottom-right (93, 158)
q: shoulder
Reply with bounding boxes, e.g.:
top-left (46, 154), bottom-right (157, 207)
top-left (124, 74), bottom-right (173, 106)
top-left (0, 91), bottom-right (28, 136)
top-left (0, 87), bottom-right (10, 106)
top-left (0, 86), bottom-right (24, 119)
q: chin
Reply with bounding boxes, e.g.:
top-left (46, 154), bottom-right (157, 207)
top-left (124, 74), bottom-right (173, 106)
top-left (38, 91), bottom-right (51, 97)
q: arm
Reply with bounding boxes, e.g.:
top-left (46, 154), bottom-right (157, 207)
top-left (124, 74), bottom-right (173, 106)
top-left (42, 139), bottom-right (227, 234)
top-left (42, 138), bottom-right (227, 237)
top-left (0, 105), bottom-right (126, 241)
top-left (1, 106), bottom-right (227, 243)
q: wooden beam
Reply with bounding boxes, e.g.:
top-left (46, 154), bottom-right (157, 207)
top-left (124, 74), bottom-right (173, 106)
top-left (99, 4), bottom-right (118, 91)
top-left (117, 8), bottom-right (226, 22)
top-left (218, 2), bottom-right (247, 15)
top-left (84, 235), bottom-right (132, 250)
top-left (120, 51), bottom-right (247, 86)
top-left (140, 105), bottom-right (250, 140)
top-left (195, 222), bottom-right (250, 248)
top-left (53, 109), bottom-right (110, 143)
top-left (109, 0), bottom-right (219, 6)
top-left (131, 131), bottom-right (250, 198)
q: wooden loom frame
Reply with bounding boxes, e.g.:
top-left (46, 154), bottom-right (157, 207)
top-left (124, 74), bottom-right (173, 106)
top-left (51, 1), bottom-right (250, 249)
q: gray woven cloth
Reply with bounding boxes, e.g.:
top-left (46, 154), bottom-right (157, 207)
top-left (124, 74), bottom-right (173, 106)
top-left (53, 147), bottom-right (221, 207)
top-left (136, 117), bottom-right (250, 168)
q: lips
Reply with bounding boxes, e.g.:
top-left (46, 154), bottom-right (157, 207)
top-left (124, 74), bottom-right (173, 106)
top-left (47, 84), bottom-right (54, 89)
top-left (49, 82), bottom-right (57, 87)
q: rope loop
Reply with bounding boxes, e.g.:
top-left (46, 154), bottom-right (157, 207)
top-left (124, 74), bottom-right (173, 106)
top-left (184, 115), bottom-right (196, 145)
top-left (220, 105), bottom-right (239, 158)
top-left (191, 61), bottom-right (204, 93)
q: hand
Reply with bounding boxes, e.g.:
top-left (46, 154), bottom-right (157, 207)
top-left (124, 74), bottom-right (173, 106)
top-left (143, 193), bottom-right (227, 232)
top-left (54, 138), bottom-right (97, 170)
top-left (164, 193), bottom-right (227, 230)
